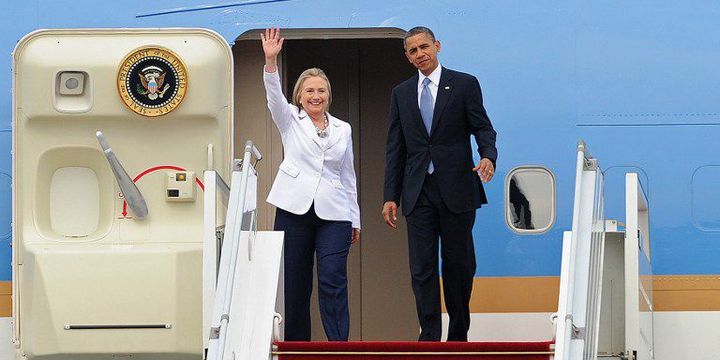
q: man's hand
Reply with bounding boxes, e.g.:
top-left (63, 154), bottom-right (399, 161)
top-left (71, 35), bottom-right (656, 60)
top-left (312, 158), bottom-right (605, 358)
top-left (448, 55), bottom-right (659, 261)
top-left (352, 228), bottom-right (361, 244)
top-left (473, 158), bottom-right (495, 183)
top-left (382, 201), bottom-right (398, 229)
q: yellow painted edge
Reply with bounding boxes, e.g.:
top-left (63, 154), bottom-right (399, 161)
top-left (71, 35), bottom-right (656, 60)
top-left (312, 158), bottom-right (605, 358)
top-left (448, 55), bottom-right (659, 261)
top-left (0, 281), bottom-right (11, 317)
top-left (653, 275), bottom-right (720, 311)
top-left (443, 277), bottom-right (560, 313)
top-left (2, 275), bottom-right (720, 317)
top-left (443, 275), bottom-right (720, 313)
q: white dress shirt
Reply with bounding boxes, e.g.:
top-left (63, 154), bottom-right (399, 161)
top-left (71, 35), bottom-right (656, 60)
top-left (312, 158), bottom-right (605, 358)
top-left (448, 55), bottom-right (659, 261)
top-left (263, 68), bottom-right (361, 229)
top-left (416, 63), bottom-right (442, 108)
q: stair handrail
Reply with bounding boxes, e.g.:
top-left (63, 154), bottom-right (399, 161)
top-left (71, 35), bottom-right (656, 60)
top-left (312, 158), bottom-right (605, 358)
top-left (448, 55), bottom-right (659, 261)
top-left (205, 140), bottom-right (262, 360)
top-left (555, 140), bottom-right (602, 360)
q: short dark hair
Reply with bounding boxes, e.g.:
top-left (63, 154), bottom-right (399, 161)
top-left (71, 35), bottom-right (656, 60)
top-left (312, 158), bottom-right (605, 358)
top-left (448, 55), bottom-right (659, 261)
top-left (404, 26), bottom-right (436, 47)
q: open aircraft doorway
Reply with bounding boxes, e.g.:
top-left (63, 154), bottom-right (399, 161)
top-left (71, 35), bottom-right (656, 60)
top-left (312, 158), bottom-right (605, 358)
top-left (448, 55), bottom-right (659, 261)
top-left (231, 28), bottom-right (417, 340)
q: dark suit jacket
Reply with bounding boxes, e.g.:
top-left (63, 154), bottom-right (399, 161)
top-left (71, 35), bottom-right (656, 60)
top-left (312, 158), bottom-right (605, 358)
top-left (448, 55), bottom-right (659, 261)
top-left (383, 67), bottom-right (497, 215)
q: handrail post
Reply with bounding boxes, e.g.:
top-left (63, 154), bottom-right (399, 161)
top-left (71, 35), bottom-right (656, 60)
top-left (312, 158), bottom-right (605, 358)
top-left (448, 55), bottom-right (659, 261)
top-left (206, 141), bottom-right (262, 360)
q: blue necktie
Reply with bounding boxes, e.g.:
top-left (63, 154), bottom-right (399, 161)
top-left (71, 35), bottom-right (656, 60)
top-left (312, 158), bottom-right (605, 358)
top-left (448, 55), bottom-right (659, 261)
top-left (420, 77), bottom-right (435, 174)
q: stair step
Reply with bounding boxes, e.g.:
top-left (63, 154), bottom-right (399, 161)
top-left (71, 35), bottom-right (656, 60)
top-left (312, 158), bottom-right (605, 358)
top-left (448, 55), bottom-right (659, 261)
top-left (273, 340), bottom-right (554, 359)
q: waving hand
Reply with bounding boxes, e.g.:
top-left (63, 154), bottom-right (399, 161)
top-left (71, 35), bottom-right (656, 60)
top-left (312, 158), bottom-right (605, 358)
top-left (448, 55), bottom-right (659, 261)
top-left (261, 28), bottom-right (284, 72)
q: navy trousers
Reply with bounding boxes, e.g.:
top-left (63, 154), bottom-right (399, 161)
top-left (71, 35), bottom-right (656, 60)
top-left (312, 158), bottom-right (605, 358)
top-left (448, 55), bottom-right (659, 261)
top-left (275, 204), bottom-right (352, 341)
top-left (406, 173), bottom-right (477, 342)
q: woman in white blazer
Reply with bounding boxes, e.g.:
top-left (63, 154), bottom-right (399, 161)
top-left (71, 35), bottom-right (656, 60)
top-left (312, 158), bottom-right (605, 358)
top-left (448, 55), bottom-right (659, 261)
top-left (261, 28), bottom-right (360, 341)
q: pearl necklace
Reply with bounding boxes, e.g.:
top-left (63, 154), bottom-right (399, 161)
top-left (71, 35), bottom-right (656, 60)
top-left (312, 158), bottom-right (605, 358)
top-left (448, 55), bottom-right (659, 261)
top-left (313, 115), bottom-right (329, 138)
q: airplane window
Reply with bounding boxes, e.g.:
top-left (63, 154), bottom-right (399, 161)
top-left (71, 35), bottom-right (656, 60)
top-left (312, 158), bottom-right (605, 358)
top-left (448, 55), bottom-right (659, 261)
top-left (505, 167), bottom-right (556, 234)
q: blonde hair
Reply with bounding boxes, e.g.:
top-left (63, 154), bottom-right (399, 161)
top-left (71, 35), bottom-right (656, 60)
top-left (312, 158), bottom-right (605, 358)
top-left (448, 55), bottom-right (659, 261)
top-left (292, 68), bottom-right (332, 111)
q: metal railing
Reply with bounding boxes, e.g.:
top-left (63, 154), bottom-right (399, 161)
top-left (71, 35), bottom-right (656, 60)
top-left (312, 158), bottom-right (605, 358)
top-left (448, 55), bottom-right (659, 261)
top-left (203, 140), bottom-right (262, 360)
top-left (554, 141), bottom-right (606, 360)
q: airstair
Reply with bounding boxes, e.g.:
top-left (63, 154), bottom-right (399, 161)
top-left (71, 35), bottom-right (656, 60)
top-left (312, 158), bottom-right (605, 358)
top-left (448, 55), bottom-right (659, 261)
top-left (202, 141), bottom-right (284, 360)
top-left (553, 142), bottom-right (654, 360)
top-left (206, 141), bottom-right (654, 360)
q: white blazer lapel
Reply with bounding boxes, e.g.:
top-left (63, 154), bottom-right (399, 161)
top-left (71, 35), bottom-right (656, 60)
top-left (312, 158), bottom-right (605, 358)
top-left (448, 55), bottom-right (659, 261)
top-left (324, 114), bottom-right (344, 150)
top-left (298, 109), bottom-right (323, 149)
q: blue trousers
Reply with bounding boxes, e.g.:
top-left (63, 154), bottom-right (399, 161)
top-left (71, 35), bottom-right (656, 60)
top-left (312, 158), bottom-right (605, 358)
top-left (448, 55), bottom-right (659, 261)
top-left (274, 204), bottom-right (352, 341)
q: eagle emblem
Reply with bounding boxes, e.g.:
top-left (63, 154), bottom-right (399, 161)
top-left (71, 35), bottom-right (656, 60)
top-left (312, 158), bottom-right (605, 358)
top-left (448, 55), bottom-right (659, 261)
top-left (137, 66), bottom-right (170, 100)
top-left (117, 46), bottom-right (188, 117)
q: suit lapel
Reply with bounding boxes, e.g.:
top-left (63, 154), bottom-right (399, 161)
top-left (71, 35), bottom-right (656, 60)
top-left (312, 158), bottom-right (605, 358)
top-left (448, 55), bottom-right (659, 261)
top-left (408, 75), bottom-right (430, 140)
top-left (430, 68), bottom-right (453, 136)
top-left (298, 109), bottom-right (323, 149)
top-left (324, 114), bottom-right (343, 150)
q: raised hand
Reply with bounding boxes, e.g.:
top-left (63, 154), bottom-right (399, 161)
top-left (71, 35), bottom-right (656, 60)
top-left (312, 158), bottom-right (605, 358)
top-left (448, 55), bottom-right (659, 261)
top-left (261, 28), bottom-right (284, 72)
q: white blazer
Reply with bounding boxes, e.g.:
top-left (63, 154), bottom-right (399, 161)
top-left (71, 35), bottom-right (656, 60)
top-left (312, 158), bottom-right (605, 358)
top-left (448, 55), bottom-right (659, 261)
top-left (263, 69), bottom-right (361, 229)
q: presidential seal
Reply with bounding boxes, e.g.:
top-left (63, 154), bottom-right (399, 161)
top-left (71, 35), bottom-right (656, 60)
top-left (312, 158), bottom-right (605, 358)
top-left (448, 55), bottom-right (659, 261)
top-left (117, 46), bottom-right (188, 117)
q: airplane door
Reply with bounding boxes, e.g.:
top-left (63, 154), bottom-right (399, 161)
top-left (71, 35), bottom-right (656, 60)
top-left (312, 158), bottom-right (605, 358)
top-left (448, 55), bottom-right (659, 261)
top-left (232, 32), bottom-right (419, 340)
top-left (12, 29), bottom-right (232, 359)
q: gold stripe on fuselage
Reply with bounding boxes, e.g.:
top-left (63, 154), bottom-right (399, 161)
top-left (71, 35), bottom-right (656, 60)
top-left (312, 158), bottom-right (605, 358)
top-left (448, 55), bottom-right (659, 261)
top-left (2, 275), bottom-right (720, 318)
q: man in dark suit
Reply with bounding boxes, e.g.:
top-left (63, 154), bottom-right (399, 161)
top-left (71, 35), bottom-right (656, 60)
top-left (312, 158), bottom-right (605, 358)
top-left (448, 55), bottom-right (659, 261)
top-left (382, 26), bottom-right (497, 342)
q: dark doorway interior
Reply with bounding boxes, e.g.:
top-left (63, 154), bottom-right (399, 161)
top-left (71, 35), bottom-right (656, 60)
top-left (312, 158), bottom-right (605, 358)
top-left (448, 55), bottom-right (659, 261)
top-left (285, 38), bottom-right (417, 340)
top-left (233, 34), bottom-right (417, 340)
